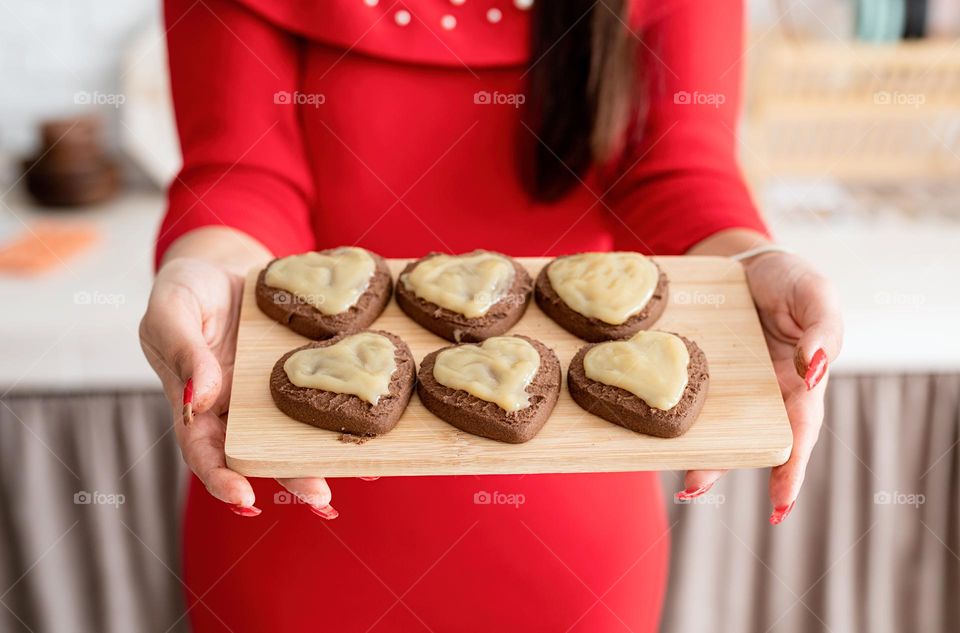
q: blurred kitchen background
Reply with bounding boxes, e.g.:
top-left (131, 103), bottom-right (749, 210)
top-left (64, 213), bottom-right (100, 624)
top-left (0, 1), bottom-right (958, 632)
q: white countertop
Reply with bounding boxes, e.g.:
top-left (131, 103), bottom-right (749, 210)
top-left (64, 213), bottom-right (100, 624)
top-left (771, 217), bottom-right (960, 374)
top-left (760, 178), bottom-right (960, 374)
top-left (0, 188), bottom-right (958, 392)
top-left (0, 188), bottom-right (162, 392)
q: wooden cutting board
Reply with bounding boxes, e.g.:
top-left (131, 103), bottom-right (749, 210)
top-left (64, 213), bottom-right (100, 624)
top-left (225, 257), bottom-right (792, 478)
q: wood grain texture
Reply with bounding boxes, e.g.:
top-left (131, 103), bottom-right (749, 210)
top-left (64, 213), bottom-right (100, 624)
top-left (225, 257), bottom-right (792, 477)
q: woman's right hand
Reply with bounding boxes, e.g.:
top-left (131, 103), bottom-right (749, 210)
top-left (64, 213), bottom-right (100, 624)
top-left (139, 231), bottom-right (338, 519)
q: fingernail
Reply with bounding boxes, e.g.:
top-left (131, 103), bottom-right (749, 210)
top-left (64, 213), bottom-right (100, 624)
top-left (804, 348), bottom-right (828, 391)
top-left (769, 501), bottom-right (795, 525)
top-left (310, 504), bottom-right (339, 520)
top-left (675, 483), bottom-right (713, 501)
top-left (182, 378), bottom-right (194, 426)
top-left (359, 477), bottom-right (379, 481)
top-left (230, 504), bottom-right (262, 518)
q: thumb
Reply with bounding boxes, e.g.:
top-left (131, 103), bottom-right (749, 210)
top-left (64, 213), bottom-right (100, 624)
top-left (792, 274), bottom-right (843, 386)
top-left (142, 285), bottom-right (224, 415)
top-left (170, 330), bottom-right (223, 416)
top-left (795, 317), bottom-right (842, 369)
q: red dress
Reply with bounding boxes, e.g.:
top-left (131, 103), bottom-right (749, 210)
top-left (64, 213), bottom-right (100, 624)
top-left (158, 0), bottom-right (765, 630)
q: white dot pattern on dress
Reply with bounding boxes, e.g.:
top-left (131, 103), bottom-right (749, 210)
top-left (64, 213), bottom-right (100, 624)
top-left (384, 1), bottom-right (525, 27)
top-left (363, 0), bottom-right (378, 6)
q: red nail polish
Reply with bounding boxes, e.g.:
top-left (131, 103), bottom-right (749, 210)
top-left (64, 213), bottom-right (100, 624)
top-left (310, 504), bottom-right (339, 520)
top-left (769, 501), bottom-right (795, 525)
top-left (230, 504), bottom-right (262, 517)
top-left (675, 483), bottom-right (713, 501)
top-left (182, 378), bottom-right (194, 426)
top-left (359, 477), bottom-right (379, 481)
top-left (804, 349), bottom-right (828, 391)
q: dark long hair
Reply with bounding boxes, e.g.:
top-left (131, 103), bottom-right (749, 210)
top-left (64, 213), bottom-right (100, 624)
top-left (525, 0), bottom-right (637, 201)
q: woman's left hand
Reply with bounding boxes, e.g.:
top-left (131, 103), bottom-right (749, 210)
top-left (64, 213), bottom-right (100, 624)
top-left (678, 249), bottom-right (843, 524)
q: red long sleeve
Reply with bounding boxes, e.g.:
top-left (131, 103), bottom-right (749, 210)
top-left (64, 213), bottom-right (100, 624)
top-left (156, 0), bottom-right (317, 266)
top-left (607, 0), bottom-right (769, 255)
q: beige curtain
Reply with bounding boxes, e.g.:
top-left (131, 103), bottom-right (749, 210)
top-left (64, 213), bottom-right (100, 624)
top-left (0, 375), bottom-right (957, 632)
top-left (0, 392), bottom-right (186, 633)
top-left (660, 374), bottom-right (960, 633)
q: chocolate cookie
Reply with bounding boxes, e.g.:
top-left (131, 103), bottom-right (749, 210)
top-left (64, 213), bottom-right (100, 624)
top-left (256, 248), bottom-right (392, 340)
top-left (270, 330), bottom-right (416, 437)
top-left (417, 335), bottom-right (561, 443)
top-left (395, 251), bottom-right (533, 343)
top-left (567, 334), bottom-right (708, 438)
top-left (534, 256), bottom-right (668, 342)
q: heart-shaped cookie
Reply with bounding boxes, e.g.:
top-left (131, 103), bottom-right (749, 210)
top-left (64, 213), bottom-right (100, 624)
top-left (257, 247), bottom-right (393, 340)
top-left (535, 252), bottom-right (668, 342)
top-left (402, 251), bottom-right (516, 319)
top-left (270, 330), bottom-right (416, 437)
top-left (267, 248), bottom-right (375, 314)
top-left (582, 330), bottom-right (690, 410)
top-left (432, 336), bottom-right (541, 412)
top-left (396, 251), bottom-right (533, 343)
top-left (417, 335), bottom-right (561, 443)
top-left (568, 331), bottom-right (709, 438)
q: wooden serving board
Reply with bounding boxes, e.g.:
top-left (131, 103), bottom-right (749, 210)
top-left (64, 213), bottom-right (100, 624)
top-left (225, 257), bottom-right (792, 477)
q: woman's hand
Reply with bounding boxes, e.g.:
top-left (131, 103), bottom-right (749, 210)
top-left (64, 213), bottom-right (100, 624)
top-left (683, 232), bottom-right (843, 524)
top-left (139, 229), bottom-right (339, 519)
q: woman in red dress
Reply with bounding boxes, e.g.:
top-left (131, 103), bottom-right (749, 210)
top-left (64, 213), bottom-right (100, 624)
top-left (139, 0), bottom-right (843, 630)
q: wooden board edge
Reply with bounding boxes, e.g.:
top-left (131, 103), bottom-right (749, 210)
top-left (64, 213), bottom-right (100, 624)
top-left (225, 443), bottom-right (793, 479)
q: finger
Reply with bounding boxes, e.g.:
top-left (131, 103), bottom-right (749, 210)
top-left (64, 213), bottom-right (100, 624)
top-left (177, 411), bottom-right (258, 513)
top-left (675, 469), bottom-right (727, 500)
top-left (152, 304), bottom-right (222, 413)
top-left (769, 383), bottom-right (826, 524)
top-left (277, 477), bottom-right (338, 519)
top-left (141, 292), bottom-right (222, 415)
top-left (792, 274), bottom-right (844, 385)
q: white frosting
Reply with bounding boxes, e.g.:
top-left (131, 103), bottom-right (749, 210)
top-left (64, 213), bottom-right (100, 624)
top-left (401, 252), bottom-right (516, 319)
top-left (283, 332), bottom-right (397, 405)
top-left (265, 248), bottom-right (376, 315)
top-left (547, 252), bottom-right (659, 325)
top-left (433, 336), bottom-right (540, 412)
top-left (583, 331), bottom-right (690, 410)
